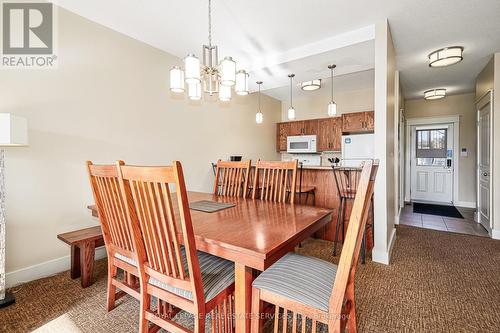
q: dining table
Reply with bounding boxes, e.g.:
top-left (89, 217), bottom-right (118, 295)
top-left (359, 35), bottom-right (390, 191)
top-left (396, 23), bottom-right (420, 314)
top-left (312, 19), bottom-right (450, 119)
top-left (89, 191), bottom-right (333, 333)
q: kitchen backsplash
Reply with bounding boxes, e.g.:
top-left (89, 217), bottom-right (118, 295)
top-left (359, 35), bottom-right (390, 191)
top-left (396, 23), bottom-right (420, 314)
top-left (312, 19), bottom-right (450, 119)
top-left (281, 152), bottom-right (342, 167)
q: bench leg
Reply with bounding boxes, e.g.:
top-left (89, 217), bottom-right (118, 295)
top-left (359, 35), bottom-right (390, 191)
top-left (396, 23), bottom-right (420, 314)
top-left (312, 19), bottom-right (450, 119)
top-left (80, 241), bottom-right (96, 288)
top-left (70, 245), bottom-right (81, 279)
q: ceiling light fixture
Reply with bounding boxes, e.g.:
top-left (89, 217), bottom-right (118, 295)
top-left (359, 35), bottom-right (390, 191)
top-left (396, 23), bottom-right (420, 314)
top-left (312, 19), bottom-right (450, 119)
top-left (256, 81), bottom-right (263, 124)
top-left (300, 79), bottom-right (321, 91)
top-left (327, 64), bottom-right (337, 117)
top-left (287, 74), bottom-right (296, 120)
top-left (428, 46), bottom-right (464, 67)
top-left (424, 88), bottom-right (446, 100)
top-left (169, 0), bottom-right (248, 102)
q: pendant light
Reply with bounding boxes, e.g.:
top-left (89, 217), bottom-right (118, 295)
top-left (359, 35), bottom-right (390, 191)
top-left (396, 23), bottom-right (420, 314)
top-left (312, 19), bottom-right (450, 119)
top-left (235, 70), bottom-right (249, 95)
top-left (219, 84), bottom-right (231, 101)
top-left (287, 74), bottom-right (296, 120)
top-left (327, 64), bottom-right (337, 116)
top-left (256, 81), bottom-right (263, 124)
top-left (169, 66), bottom-right (185, 93)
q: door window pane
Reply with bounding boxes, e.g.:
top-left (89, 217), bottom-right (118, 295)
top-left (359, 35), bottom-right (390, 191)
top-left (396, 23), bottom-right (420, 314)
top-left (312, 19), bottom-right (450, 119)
top-left (416, 129), bottom-right (447, 158)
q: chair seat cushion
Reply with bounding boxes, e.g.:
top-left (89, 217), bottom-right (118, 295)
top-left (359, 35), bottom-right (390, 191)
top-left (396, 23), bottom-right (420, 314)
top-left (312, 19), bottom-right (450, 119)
top-left (116, 250), bottom-right (235, 303)
top-left (252, 252), bottom-right (337, 312)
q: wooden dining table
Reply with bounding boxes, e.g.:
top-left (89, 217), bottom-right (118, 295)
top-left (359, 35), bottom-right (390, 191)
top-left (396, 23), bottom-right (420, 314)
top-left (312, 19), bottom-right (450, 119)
top-left (89, 191), bottom-right (333, 333)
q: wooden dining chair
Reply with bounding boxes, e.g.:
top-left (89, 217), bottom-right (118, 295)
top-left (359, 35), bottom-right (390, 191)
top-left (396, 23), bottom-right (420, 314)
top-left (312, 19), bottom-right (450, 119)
top-left (250, 160), bottom-right (378, 333)
top-left (213, 160), bottom-right (252, 198)
top-left (251, 160), bottom-right (298, 203)
top-left (294, 162), bottom-right (316, 205)
top-left (117, 161), bottom-right (236, 333)
top-left (86, 161), bottom-right (140, 311)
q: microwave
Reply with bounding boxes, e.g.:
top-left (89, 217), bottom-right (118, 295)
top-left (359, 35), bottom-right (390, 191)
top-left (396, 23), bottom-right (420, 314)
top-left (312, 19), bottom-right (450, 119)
top-left (287, 135), bottom-right (317, 153)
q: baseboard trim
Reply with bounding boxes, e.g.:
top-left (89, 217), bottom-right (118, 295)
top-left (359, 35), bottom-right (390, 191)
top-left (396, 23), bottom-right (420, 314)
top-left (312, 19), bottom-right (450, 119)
top-left (372, 227), bottom-right (397, 265)
top-left (454, 201), bottom-right (476, 209)
top-left (6, 247), bottom-right (107, 289)
top-left (492, 229), bottom-right (500, 240)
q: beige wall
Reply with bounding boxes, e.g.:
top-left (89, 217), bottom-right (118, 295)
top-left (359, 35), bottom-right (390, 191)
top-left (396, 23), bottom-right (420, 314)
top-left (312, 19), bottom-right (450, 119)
top-left (1, 8), bottom-right (281, 278)
top-left (372, 20), bottom-right (397, 264)
top-left (476, 57), bottom-right (494, 100)
top-left (280, 88), bottom-right (374, 121)
top-left (405, 93), bottom-right (477, 205)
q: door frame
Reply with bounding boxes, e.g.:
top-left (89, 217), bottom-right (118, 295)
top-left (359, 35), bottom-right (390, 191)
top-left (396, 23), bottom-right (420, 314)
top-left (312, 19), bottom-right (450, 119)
top-left (405, 115), bottom-right (460, 205)
top-left (476, 90), bottom-right (494, 234)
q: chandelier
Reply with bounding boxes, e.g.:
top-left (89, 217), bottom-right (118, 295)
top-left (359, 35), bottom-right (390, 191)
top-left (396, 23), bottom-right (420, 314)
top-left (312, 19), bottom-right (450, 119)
top-left (169, 0), bottom-right (249, 101)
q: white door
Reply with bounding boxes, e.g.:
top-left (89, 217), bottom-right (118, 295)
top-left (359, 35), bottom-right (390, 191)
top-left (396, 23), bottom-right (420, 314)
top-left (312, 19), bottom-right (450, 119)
top-left (410, 124), bottom-right (454, 204)
top-left (477, 93), bottom-right (492, 232)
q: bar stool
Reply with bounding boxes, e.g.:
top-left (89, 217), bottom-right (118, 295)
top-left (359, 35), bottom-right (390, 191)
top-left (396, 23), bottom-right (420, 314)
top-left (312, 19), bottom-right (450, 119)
top-left (332, 166), bottom-right (374, 264)
top-left (294, 162), bottom-right (316, 205)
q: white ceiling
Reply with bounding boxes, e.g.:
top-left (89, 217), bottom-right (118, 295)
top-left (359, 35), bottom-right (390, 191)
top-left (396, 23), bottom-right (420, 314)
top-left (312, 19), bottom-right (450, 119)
top-left (264, 69), bottom-right (374, 101)
top-left (55, 0), bottom-right (500, 100)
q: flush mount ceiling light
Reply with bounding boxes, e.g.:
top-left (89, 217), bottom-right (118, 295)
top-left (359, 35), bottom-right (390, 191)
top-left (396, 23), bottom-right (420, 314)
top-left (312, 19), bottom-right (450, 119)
top-left (428, 46), bottom-right (464, 67)
top-left (300, 79), bottom-right (321, 91)
top-left (287, 74), bottom-right (296, 120)
top-left (424, 88), bottom-right (446, 100)
top-left (169, 0), bottom-right (248, 102)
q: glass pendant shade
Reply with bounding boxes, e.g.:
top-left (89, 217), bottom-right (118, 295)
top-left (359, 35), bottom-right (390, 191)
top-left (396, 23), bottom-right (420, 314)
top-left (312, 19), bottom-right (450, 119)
top-left (187, 82), bottom-right (201, 100)
top-left (219, 85), bottom-right (231, 101)
top-left (184, 54), bottom-right (201, 84)
top-left (169, 66), bottom-right (185, 93)
top-left (287, 107), bottom-right (296, 120)
top-left (256, 111), bottom-right (263, 124)
top-left (428, 46), bottom-right (463, 67)
top-left (235, 70), bottom-right (249, 95)
top-left (220, 57), bottom-right (236, 86)
top-left (424, 88), bottom-right (446, 100)
top-left (328, 101), bottom-right (337, 116)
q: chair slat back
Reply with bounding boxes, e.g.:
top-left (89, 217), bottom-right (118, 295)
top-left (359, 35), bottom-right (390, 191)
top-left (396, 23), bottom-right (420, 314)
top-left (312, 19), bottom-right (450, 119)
top-left (328, 160), bottom-right (378, 326)
top-left (118, 161), bottom-right (203, 303)
top-left (251, 160), bottom-right (298, 203)
top-left (332, 167), bottom-right (362, 200)
top-left (86, 161), bottom-right (134, 255)
top-left (213, 160), bottom-right (251, 198)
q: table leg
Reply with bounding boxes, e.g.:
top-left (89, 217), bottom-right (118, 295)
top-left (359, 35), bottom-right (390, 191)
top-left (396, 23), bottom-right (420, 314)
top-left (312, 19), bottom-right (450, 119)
top-left (70, 245), bottom-right (81, 279)
top-left (79, 241), bottom-right (96, 288)
top-left (235, 263), bottom-right (253, 333)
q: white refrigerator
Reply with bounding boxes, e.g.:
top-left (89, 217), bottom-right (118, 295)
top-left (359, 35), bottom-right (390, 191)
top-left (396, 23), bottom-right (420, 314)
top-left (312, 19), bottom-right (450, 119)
top-left (341, 133), bottom-right (375, 167)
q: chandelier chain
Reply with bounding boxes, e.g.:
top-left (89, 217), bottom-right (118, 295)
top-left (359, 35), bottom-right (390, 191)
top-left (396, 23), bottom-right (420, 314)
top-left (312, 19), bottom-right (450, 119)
top-left (208, 0), bottom-right (212, 47)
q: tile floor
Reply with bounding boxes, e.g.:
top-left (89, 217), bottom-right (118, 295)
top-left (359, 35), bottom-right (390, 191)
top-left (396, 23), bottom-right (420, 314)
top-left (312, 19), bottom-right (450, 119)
top-left (399, 204), bottom-right (489, 237)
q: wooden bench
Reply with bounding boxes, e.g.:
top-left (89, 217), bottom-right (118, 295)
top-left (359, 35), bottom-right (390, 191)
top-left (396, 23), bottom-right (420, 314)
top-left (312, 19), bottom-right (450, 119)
top-left (57, 223), bottom-right (104, 288)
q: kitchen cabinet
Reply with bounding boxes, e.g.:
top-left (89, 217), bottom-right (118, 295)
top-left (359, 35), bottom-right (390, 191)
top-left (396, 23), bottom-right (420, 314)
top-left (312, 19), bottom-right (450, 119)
top-left (276, 122), bottom-right (290, 152)
top-left (317, 117), bottom-right (342, 151)
top-left (289, 121), bottom-right (304, 136)
top-left (342, 111), bottom-right (374, 133)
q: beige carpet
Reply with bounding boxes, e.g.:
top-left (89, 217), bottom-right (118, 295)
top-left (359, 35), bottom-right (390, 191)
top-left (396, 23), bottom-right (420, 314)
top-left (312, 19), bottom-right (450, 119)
top-left (2, 225), bottom-right (500, 332)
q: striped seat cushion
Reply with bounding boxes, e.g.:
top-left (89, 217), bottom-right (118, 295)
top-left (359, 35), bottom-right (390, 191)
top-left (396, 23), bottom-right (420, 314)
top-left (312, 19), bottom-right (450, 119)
top-left (115, 249), bottom-right (234, 303)
top-left (252, 252), bottom-right (337, 312)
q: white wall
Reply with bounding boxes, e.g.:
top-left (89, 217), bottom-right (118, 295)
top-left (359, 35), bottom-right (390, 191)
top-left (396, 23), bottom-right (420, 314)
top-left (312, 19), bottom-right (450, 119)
top-left (1, 7), bottom-right (281, 284)
top-left (279, 88), bottom-right (374, 121)
top-left (372, 20), bottom-right (397, 265)
top-left (405, 93), bottom-right (477, 206)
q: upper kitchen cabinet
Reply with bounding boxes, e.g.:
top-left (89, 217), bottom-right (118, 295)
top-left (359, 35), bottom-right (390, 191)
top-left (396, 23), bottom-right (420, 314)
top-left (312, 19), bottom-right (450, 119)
top-left (317, 117), bottom-right (342, 151)
top-left (342, 111), bottom-right (374, 133)
top-left (276, 122), bottom-right (290, 152)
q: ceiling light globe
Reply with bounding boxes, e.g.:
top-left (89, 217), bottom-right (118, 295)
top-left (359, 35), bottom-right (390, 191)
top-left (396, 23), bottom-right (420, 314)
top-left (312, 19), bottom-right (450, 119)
top-left (235, 70), bottom-right (249, 95)
top-left (187, 82), bottom-right (201, 100)
top-left (169, 66), bottom-right (185, 93)
top-left (256, 112), bottom-right (263, 124)
top-left (219, 85), bottom-right (232, 102)
top-left (287, 107), bottom-right (296, 120)
top-left (220, 57), bottom-right (236, 87)
top-left (428, 46), bottom-right (463, 67)
top-left (328, 101), bottom-right (337, 117)
top-left (424, 89), bottom-right (446, 100)
top-left (184, 54), bottom-right (201, 84)
top-left (301, 80), bottom-right (321, 91)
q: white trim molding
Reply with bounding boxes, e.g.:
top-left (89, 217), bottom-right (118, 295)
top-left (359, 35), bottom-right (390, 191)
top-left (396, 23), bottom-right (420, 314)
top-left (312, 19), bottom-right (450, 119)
top-left (492, 229), bottom-right (500, 240)
top-left (6, 247), bottom-right (107, 289)
top-left (372, 227), bottom-right (397, 265)
top-left (454, 201), bottom-right (477, 209)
